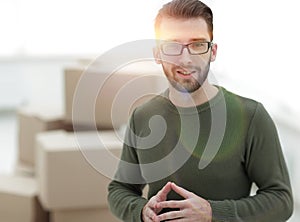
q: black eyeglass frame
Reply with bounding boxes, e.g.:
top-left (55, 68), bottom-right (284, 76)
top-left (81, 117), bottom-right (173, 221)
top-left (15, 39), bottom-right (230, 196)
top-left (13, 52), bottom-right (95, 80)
top-left (160, 41), bottom-right (213, 56)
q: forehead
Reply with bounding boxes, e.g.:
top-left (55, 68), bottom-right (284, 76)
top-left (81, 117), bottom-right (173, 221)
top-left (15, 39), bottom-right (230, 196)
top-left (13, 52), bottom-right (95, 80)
top-left (157, 17), bottom-right (210, 43)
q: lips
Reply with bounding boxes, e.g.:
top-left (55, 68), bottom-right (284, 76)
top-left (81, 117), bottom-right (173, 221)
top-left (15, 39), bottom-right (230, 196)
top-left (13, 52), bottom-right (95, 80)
top-left (176, 69), bottom-right (195, 77)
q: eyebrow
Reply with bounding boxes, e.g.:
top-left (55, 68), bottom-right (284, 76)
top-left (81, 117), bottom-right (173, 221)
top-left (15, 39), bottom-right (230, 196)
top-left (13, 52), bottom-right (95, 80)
top-left (165, 38), bottom-right (209, 42)
top-left (189, 38), bottom-right (208, 42)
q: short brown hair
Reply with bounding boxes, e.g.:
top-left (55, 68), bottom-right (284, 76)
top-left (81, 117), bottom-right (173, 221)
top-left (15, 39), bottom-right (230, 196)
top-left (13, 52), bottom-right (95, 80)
top-left (154, 0), bottom-right (213, 40)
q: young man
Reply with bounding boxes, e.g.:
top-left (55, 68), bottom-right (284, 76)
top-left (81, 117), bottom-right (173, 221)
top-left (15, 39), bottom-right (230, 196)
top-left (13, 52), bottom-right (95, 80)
top-left (108, 0), bottom-right (293, 221)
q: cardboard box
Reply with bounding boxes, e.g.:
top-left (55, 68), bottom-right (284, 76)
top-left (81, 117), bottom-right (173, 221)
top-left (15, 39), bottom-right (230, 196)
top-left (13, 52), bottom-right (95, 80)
top-left (50, 207), bottom-right (120, 222)
top-left (0, 174), bottom-right (49, 222)
top-left (17, 106), bottom-right (65, 167)
top-left (36, 130), bottom-right (123, 210)
top-left (13, 161), bottom-right (35, 177)
top-left (64, 61), bottom-right (168, 130)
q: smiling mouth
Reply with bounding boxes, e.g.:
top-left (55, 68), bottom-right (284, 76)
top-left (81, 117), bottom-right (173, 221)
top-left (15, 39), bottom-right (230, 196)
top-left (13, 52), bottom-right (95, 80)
top-left (177, 70), bottom-right (195, 77)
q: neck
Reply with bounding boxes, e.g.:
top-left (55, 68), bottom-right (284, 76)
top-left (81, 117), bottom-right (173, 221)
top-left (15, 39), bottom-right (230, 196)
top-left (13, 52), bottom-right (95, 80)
top-left (168, 81), bottom-right (218, 107)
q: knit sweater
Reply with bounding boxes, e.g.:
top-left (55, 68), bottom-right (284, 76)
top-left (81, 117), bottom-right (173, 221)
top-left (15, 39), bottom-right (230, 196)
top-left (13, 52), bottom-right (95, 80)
top-left (108, 86), bottom-right (293, 222)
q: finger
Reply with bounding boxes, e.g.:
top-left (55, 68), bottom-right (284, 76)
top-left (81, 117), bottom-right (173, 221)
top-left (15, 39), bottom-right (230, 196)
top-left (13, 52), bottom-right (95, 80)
top-left (157, 210), bottom-right (184, 221)
top-left (143, 215), bottom-right (152, 222)
top-left (156, 200), bottom-right (186, 209)
top-left (144, 215), bottom-right (159, 222)
top-left (156, 182), bottom-right (172, 201)
top-left (147, 197), bottom-right (158, 208)
top-left (163, 218), bottom-right (188, 222)
top-left (171, 182), bottom-right (193, 199)
top-left (144, 207), bottom-right (158, 221)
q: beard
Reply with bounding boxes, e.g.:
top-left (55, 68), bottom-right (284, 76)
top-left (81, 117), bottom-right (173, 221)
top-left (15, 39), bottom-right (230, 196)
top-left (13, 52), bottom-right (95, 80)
top-left (162, 61), bottom-right (210, 93)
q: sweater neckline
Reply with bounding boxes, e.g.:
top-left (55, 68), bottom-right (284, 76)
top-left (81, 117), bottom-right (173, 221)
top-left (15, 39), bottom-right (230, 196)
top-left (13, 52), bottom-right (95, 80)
top-left (161, 85), bottom-right (226, 115)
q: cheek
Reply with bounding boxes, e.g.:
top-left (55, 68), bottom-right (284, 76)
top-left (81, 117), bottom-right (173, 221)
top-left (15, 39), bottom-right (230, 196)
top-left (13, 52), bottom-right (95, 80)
top-left (160, 55), bottom-right (179, 66)
top-left (161, 62), bottom-right (173, 76)
top-left (160, 55), bottom-right (210, 68)
top-left (197, 55), bottom-right (211, 66)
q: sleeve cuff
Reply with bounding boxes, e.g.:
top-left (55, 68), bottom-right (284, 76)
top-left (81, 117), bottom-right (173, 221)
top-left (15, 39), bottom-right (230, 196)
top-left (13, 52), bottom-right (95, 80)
top-left (208, 200), bottom-right (238, 222)
top-left (133, 198), bottom-right (148, 222)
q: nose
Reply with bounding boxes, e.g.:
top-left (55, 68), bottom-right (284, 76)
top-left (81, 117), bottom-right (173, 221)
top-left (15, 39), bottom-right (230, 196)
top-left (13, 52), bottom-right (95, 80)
top-left (178, 48), bottom-right (192, 66)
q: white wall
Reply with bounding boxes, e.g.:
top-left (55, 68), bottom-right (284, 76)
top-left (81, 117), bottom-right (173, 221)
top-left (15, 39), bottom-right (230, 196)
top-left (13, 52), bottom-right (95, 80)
top-left (0, 57), bottom-right (76, 110)
top-left (1, 0), bottom-right (299, 114)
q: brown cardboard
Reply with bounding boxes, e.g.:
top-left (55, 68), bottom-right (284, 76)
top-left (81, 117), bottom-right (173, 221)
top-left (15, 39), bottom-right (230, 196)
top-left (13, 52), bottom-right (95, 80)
top-left (64, 61), bottom-right (168, 130)
top-left (50, 208), bottom-right (120, 222)
top-left (0, 174), bottom-right (49, 222)
top-left (17, 106), bottom-right (65, 167)
top-left (36, 130), bottom-right (123, 210)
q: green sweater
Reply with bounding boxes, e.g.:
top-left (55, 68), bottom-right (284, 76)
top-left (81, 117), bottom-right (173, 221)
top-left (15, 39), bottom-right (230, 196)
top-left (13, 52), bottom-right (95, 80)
top-left (108, 86), bottom-right (293, 221)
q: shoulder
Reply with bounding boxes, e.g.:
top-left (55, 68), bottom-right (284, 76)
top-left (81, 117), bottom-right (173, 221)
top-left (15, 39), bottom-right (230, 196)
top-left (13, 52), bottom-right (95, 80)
top-left (221, 87), bottom-right (276, 132)
top-left (223, 87), bottom-right (257, 107)
top-left (132, 91), bottom-right (171, 118)
top-left (128, 91), bottom-right (172, 134)
top-left (220, 87), bottom-right (277, 132)
top-left (222, 87), bottom-right (261, 117)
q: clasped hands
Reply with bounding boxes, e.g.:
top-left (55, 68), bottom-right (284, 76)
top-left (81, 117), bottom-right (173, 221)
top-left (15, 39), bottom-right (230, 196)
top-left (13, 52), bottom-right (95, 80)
top-left (142, 182), bottom-right (212, 222)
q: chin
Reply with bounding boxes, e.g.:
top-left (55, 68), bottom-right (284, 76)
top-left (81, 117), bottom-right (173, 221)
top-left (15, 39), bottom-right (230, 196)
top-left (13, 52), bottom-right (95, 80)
top-left (170, 81), bottom-right (202, 93)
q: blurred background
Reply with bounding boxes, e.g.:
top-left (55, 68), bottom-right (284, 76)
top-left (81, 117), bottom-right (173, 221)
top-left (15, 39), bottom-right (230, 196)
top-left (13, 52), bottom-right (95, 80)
top-left (0, 0), bottom-right (299, 221)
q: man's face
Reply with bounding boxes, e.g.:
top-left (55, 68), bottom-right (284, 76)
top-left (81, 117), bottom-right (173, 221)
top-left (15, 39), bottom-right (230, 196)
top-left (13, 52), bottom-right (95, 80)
top-left (154, 17), bottom-right (217, 93)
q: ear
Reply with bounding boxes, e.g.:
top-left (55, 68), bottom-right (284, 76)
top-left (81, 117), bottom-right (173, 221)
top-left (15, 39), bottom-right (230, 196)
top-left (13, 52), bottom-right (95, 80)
top-left (153, 47), bottom-right (162, 64)
top-left (210, 43), bottom-right (218, 62)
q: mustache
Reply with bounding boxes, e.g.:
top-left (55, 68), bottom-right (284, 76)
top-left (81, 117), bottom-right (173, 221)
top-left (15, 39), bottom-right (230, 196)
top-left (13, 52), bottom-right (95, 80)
top-left (172, 65), bottom-right (201, 73)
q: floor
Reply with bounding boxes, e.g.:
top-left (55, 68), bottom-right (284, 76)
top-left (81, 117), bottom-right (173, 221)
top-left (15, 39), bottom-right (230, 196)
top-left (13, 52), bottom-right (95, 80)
top-left (0, 110), bottom-right (299, 221)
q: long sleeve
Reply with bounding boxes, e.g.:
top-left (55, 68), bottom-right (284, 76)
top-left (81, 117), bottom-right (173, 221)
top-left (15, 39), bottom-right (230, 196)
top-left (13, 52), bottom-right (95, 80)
top-left (108, 180), bottom-right (147, 222)
top-left (107, 110), bottom-right (148, 222)
top-left (209, 103), bottom-right (293, 221)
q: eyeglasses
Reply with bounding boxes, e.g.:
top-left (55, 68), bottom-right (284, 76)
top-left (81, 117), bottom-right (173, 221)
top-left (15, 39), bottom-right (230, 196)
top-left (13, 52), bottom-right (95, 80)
top-left (160, 41), bottom-right (213, 56)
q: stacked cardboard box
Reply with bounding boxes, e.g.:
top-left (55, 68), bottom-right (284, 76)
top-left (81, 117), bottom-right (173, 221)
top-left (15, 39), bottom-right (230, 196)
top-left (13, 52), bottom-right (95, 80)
top-left (0, 106), bottom-right (65, 222)
top-left (17, 106), bottom-right (65, 167)
top-left (64, 61), bottom-right (167, 130)
top-left (35, 130), bottom-right (122, 209)
top-left (36, 131), bottom-right (122, 222)
top-left (35, 130), bottom-right (122, 221)
top-left (0, 174), bottom-right (49, 222)
top-left (50, 208), bottom-right (120, 222)
top-left (2, 60), bottom-right (164, 222)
